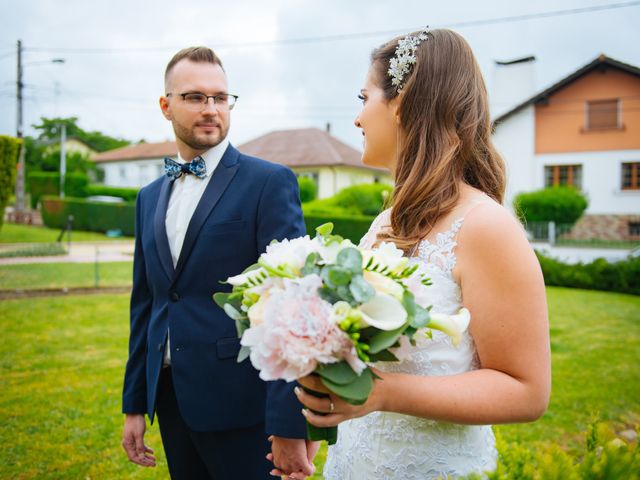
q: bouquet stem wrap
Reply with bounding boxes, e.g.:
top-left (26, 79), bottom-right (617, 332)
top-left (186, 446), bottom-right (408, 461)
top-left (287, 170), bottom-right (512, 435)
top-left (302, 385), bottom-right (338, 445)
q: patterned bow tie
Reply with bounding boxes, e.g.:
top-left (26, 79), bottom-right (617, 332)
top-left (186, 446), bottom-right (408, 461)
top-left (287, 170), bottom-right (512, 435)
top-left (164, 156), bottom-right (207, 180)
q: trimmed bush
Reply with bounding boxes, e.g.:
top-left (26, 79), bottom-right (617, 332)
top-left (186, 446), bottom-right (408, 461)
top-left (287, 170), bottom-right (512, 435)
top-left (0, 135), bottom-right (21, 230)
top-left (514, 186), bottom-right (588, 225)
top-left (86, 185), bottom-right (139, 202)
top-left (40, 196), bottom-right (135, 235)
top-left (536, 251), bottom-right (639, 295)
top-left (27, 172), bottom-right (89, 208)
top-left (304, 212), bottom-right (375, 244)
top-left (297, 176), bottom-right (317, 203)
top-left (304, 183), bottom-right (392, 217)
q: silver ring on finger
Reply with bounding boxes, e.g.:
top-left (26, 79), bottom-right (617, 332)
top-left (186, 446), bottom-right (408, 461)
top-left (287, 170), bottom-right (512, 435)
top-left (329, 400), bottom-right (335, 413)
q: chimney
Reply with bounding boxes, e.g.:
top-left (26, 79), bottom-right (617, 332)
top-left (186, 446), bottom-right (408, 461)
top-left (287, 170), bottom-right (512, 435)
top-left (325, 122), bottom-right (331, 134)
top-left (491, 56), bottom-right (536, 117)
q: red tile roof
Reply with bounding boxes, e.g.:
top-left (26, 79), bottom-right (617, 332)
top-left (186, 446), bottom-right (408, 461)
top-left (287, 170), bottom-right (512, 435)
top-left (92, 141), bottom-right (177, 163)
top-left (91, 128), bottom-right (380, 170)
top-left (238, 128), bottom-right (380, 170)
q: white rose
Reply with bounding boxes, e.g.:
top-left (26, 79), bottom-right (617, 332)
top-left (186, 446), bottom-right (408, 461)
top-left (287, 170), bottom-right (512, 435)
top-left (362, 241), bottom-right (408, 273)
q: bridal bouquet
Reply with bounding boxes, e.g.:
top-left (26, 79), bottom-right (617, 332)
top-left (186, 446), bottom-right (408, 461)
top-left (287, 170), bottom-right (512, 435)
top-left (214, 223), bottom-right (470, 444)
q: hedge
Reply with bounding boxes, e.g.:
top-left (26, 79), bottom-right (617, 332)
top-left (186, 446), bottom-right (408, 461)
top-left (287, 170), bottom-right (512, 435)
top-left (40, 196), bottom-right (135, 236)
top-left (85, 185), bottom-right (139, 202)
top-left (536, 251), bottom-right (639, 295)
top-left (304, 212), bottom-right (375, 244)
top-left (305, 183), bottom-right (392, 217)
top-left (27, 172), bottom-right (89, 208)
top-left (514, 186), bottom-right (588, 225)
top-left (0, 135), bottom-right (21, 230)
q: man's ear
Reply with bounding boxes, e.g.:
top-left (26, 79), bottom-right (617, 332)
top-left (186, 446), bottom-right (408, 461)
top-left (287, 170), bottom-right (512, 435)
top-left (159, 96), bottom-right (172, 120)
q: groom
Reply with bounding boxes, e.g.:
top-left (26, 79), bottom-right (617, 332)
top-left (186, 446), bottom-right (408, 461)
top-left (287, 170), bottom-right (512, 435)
top-left (121, 46), bottom-right (314, 479)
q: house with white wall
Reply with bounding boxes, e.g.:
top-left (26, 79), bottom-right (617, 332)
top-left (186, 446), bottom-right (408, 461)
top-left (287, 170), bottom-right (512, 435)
top-left (92, 128), bottom-right (389, 199)
top-left (237, 127), bottom-right (390, 199)
top-left (493, 54), bottom-right (640, 241)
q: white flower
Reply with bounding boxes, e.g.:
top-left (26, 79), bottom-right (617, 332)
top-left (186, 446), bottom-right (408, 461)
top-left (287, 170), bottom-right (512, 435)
top-left (227, 267), bottom-right (267, 287)
top-left (317, 238), bottom-right (356, 265)
top-left (259, 236), bottom-right (321, 274)
top-left (363, 270), bottom-right (404, 300)
top-left (362, 241), bottom-right (408, 273)
top-left (428, 308), bottom-right (471, 347)
top-left (358, 293), bottom-right (407, 331)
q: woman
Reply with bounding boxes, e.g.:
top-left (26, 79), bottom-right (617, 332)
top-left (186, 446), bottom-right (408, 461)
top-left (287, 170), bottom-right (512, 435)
top-left (296, 29), bottom-right (551, 479)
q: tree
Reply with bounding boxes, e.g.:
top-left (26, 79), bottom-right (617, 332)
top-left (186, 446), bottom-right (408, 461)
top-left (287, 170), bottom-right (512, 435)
top-left (513, 187), bottom-right (588, 226)
top-left (31, 117), bottom-right (130, 152)
top-left (0, 135), bottom-right (22, 230)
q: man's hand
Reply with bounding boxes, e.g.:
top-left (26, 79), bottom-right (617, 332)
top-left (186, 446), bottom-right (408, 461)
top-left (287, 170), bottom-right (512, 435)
top-left (122, 414), bottom-right (156, 467)
top-left (267, 436), bottom-right (315, 479)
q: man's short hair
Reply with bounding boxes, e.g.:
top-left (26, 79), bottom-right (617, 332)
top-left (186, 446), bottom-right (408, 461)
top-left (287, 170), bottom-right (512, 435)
top-left (164, 47), bottom-right (225, 86)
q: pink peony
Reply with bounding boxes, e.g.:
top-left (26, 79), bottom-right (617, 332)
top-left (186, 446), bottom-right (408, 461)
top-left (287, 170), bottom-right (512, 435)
top-left (240, 274), bottom-right (365, 382)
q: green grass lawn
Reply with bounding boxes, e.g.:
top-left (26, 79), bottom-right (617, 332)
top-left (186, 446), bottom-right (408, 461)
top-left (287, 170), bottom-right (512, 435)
top-left (0, 287), bottom-right (638, 479)
top-left (0, 223), bottom-right (133, 243)
top-left (0, 262), bottom-right (132, 291)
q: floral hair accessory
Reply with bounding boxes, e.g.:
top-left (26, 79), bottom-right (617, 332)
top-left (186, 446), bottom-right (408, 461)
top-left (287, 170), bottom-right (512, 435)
top-left (387, 28), bottom-right (430, 92)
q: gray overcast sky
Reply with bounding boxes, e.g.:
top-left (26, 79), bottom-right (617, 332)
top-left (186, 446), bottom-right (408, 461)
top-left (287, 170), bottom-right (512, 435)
top-left (1, 0), bottom-right (638, 151)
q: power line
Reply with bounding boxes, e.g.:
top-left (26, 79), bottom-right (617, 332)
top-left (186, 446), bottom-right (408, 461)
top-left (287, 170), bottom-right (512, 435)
top-left (23, 1), bottom-right (640, 54)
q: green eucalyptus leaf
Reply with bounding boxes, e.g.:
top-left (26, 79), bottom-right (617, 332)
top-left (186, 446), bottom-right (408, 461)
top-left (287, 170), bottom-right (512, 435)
top-left (369, 324), bottom-right (407, 353)
top-left (237, 345), bottom-right (251, 363)
top-left (316, 223), bottom-right (334, 236)
top-left (402, 290), bottom-right (417, 317)
top-left (349, 274), bottom-right (375, 303)
top-left (235, 318), bottom-right (250, 337)
top-left (411, 305), bottom-right (431, 329)
top-left (367, 349), bottom-right (399, 362)
top-left (223, 303), bottom-right (243, 321)
top-left (327, 266), bottom-right (352, 286)
top-left (315, 361), bottom-right (359, 385)
top-left (301, 252), bottom-right (320, 275)
top-left (321, 367), bottom-right (373, 403)
top-left (213, 292), bottom-right (231, 309)
top-left (337, 247), bottom-right (363, 274)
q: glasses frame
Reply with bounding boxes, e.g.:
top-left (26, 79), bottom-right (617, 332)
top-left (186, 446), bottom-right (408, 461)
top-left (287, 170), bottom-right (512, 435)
top-left (166, 92), bottom-right (239, 111)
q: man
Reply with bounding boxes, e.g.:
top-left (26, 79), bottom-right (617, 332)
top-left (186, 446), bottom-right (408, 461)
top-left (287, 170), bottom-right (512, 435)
top-left (121, 46), bottom-right (315, 479)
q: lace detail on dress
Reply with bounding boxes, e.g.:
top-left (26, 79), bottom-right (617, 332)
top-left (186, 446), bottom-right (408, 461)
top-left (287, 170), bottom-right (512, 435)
top-left (324, 208), bottom-right (497, 480)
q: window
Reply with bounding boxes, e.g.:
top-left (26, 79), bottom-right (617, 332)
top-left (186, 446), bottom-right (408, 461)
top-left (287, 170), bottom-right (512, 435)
top-left (622, 162), bottom-right (640, 190)
top-left (586, 99), bottom-right (620, 130)
top-left (629, 222), bottom-right (640, 237)
top-left (544, 165), bottom-right (582, 189)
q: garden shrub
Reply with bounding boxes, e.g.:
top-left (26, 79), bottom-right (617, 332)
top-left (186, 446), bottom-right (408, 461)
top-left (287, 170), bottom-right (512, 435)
top-left (85, 185), bottom-right (139, 202)
top-left (536, 251), bottom-right (639, 295)
top-left (297, 176), bottom-right (317, 203)
top-left (27, 172), bottom-right (89, 208)
top-left (514, 187), bottom-right (588, 225)
top-left (0, 135), bottom-right (21, 230)
top-left (304, 183), bottom-right (392, 217)
top-left (40, 196), bottom-right (135, 235)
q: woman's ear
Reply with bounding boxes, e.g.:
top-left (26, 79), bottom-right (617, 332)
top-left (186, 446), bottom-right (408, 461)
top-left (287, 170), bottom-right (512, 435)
top-left (389, 95), bottom-right (402, 125)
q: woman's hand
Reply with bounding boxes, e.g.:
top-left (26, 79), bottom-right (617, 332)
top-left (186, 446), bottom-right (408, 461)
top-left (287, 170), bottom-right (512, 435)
top-left (295, 371), bottom-right (386, 428)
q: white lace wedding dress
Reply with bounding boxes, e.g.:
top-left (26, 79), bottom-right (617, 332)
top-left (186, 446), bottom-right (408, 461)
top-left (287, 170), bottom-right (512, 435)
top-left (323, 209), bottom-right (497, 479)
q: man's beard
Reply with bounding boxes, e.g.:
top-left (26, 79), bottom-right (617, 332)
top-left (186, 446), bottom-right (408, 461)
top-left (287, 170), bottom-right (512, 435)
top-left (173, 121), bottom-right (228, 151)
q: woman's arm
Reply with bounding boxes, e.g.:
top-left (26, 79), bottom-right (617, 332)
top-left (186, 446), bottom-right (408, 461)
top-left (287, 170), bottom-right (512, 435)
top-left (298, 203), bottom-right (551, 426)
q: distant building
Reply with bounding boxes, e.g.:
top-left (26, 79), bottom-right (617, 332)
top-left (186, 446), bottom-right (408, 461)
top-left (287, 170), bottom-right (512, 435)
top-left (237, 127), bottom-right (390, 198)
top-left (493, 54), bottom-right (640, 241)
top-left (92, 128), bottom-right (389, 199)
top-left (92, 141), bottom-right (176, 187)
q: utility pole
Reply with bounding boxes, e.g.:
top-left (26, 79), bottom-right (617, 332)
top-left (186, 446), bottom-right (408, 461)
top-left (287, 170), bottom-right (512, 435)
top-left (14, 39), bottom-right (26, 222)
top-left (60, 123), bottom-right (66, 198)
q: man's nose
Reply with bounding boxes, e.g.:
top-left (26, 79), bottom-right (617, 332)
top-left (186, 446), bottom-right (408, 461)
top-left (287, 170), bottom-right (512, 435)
top-left (202, 97), bottom-right (218, 114)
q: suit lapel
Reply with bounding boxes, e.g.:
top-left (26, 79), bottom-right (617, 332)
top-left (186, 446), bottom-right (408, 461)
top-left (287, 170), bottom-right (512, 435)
top-left (173, 145), bottom-right (240, 281)
top-left (153, 177), bottom-right (175, 281)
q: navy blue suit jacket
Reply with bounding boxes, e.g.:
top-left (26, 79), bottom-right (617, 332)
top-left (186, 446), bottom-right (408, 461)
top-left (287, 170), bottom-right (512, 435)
top-left (122, 144), bottom-right (307, 438)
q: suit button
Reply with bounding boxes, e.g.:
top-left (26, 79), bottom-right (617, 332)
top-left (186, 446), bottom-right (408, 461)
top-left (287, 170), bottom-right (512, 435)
top-left (170, 292), bottom-right (180, 302)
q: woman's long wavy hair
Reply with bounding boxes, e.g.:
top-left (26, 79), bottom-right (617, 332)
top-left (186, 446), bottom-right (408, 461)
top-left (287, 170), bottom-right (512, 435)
top-left (372, 29), bottom-right (506, 252)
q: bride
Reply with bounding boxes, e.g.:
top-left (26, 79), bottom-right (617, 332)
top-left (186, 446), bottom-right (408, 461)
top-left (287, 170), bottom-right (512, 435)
top-left (294, 28), bottom-right (551, 479)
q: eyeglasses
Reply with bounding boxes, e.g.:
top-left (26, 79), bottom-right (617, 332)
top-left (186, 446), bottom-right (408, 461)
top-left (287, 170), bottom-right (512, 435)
top-left (166, 92), bottom-right (238, 111)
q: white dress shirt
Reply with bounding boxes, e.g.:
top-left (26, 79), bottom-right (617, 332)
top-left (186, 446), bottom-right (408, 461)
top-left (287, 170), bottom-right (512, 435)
top-left (163, 138), bottom-right (230, 365)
